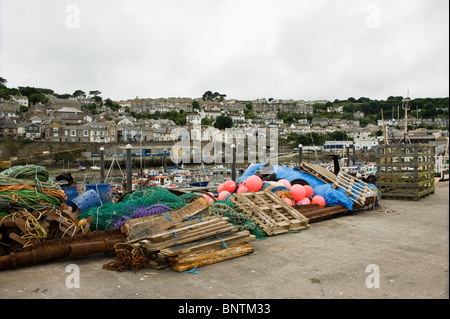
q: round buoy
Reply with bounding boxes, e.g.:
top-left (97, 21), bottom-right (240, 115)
top-left (311, 195), bottom-right (326, 207)
top-left (218, 191), bottom-right (231, 201)
top-left (202, 193), bottom-right (214, 203)
top-left (223, 180), bottom-right (236, 192)
top-left (246, 175), bottom-right (263, 192)
top-left (237, 186), bottom-right (248, 193)
top-left (283, 197), bottom-right (294, 206)
top-left (291, 184), bottom-right (306, 201)
top-left (297, 197), bottom-right (311, 205)
top-left (304, 185), bottom-right (314, 198)
top-left (278, 179), bottom-right (291, 189)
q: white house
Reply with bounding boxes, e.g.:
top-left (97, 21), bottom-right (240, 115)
top-left (12, 96), bottom-right (28, 107)
top-left (186, 113), bottom-right (203, 125)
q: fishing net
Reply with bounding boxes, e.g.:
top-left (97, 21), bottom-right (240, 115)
top-left (78, 187), bottom-right (202, 231)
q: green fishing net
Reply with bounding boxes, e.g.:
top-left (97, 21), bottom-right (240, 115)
top-left (78, 187), bottom-right (201, 231)
top-left (78, 186), bottom-right (267, 239)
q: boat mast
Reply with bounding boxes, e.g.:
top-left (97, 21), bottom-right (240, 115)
top-left (402, 90), bottom-right (411, 144)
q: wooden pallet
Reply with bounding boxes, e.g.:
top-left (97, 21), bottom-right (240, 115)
top-left (332, 171), bottom-right (372, 206)
top-left (138, 216), bottom-right (238, 252)
top-left (229, 190), bottom-right (309, 235)
top-left (122, 197), bottom-right (211, 243)
top-left (299, 162), bottom-right (337, 184)
top-left (159, 230), bottom-right (255, 272)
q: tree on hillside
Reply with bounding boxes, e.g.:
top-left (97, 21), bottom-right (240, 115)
top-left (89, 90), bottom-right (101, 97)
top-left (202, 91), bottom-right (227, 101)
top-left (73, 90), bottom-right (86, 98)
top-left (29, 93), bottom-right (48, 104)
top-left (192, 100), bottom-right (200, 110)
top-left (0, 77), bottom-right (7, 86)
top-left (214, 115), bottom-right (233, 130)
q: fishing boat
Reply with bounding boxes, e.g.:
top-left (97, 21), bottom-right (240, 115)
top-left (90, 164), bottom-right (101, 171)
top-left (78, 165), bottom-right (86, 170)
top-left (187, 167), bottom-right (210, 187)
top-left (152, 175), bottom-right (179, 189)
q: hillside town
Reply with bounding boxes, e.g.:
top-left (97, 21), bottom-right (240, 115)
top-left (1, 91), bottom-right (448, 155)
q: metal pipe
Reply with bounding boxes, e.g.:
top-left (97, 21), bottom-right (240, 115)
top-left (298, 144), bottom-right (303, 166)
top-left (100, 146), bottom-right (105, 183)
top-left (231, 144), bottom-right (236, 182)
top-left (0, 230), bottom-right (126, 270)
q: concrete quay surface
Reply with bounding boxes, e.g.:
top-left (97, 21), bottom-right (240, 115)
top-left (0, 181), bottom-right (448, 300)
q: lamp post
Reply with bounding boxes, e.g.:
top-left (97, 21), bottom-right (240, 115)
top-left (298, 144), bottom-right (303, 166)
top-left (346, 144), bottom-right (350, 167)
top-left (126, 144), bottom-right (132, 192)
top-left (100, 146), bottom-right (105, 183)
top-left (231, 144), bottom-right (236, 182)
top-left (352, 144), bottom-right (356, 166)
top-left (163, 148), bottom-right (167, 173)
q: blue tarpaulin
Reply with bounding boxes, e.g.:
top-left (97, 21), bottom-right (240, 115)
top-left (237, 163), bottom-right (356, 211)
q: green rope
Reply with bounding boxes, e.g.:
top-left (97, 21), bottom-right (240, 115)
top-left (0, 164), bottom-right (51, 182)
top-left (0, 189), bottom-right (61, 210)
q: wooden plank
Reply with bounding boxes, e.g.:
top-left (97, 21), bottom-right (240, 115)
top-left (140, 224), bottom-right (238, 251)
top-left (149, 221), bottom-right (235, 246)
top-left (122, 197), bottom-right (211, 243)
top-left (144, 217), bottom-right (227, 242)
top-left (299, 162), bottom-right (337, 184)
top-left (159, 231), bottom-right (254, 258)
top-left (169, 243), bottom-right (254, 272)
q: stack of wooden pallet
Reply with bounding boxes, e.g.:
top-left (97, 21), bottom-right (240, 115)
top-left (137, 216), bottom-right (255, 272)
top-left (332, 171), bottom-right (372, 206)
top-left (116, 197), bottom-right (256, 272)
top-left (299, 162), bottom-right (337, 184)
top-left (159, 230), bottom-right (255, 272)
top-left (229, 190), bottom-right (309, 235)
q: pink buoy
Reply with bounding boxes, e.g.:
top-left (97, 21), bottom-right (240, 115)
top-left (304, 185), bottom-right (314, 198)
top-left (278, 179), bottom-right (291, 189)
top-left (290, 184), bottom-right (306, 201)
top-left (223, 180), bottom-right (236, 192)
top-left (246, 175), bottom-right (263, 192)
top-left (218, 191), bottom-right (231, 201)
top-left (311, 195), bottom-right (326, 207)
top-left (202, 193), bottom-right (214, 203)
top-left (237, 186), bottom-right (248, 193)
top-left (217, 183), bottom-right (224, 193)
top-left (283, 197), bottom-right (293, 206)
top-left (297, 197), bottom-right (311, 205)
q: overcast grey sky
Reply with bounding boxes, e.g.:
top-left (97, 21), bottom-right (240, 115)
top-left (0, 0), bottom-right (448, 102)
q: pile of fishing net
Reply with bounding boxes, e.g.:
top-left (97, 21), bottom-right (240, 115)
top-left (0, 165), bottom-right (66, 211)
top-left (79, 187), bottom-right (202, 231)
